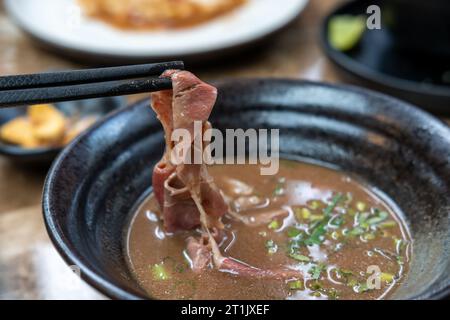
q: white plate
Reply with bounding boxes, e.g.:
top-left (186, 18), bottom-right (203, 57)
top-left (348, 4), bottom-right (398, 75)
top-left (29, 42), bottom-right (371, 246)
top-left (5, 0), bottom-right (309, 62)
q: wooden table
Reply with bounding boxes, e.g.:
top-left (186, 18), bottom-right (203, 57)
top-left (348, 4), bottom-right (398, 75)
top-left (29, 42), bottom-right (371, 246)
top-left (0, 0), bottom-right (446, 299)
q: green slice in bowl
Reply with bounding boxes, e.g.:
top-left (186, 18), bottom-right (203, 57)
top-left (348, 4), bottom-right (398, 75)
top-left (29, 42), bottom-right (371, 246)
top-left (328, 15), bottom-right (366, 51)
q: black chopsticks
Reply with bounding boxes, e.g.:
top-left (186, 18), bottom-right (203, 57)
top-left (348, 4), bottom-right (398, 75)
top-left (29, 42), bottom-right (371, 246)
top-left (0, 61), bottom-right (184, 108)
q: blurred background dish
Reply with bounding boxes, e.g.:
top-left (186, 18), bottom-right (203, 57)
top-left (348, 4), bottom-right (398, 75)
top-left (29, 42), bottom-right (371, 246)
top-left (4, 0), bottom-right (309, 64)
top-left (0, 96), bottom-right (125, 164)
top-left (320, 0), bottom-right (450, 115)
top-left (77, 0), bottom-right (247, 30)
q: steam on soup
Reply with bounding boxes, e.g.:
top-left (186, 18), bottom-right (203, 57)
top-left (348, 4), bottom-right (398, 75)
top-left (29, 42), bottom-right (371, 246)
top-left (125, 70), bottom-right (411, 300)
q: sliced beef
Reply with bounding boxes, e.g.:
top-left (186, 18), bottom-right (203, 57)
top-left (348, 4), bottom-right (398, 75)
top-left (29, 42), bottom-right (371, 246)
top-left (152, 160), bottom-right (175, 206)
top-left (150, 70), bottom-right (228, 233)
top-left (150, 71), bottom-right (298, 279)
top-left (186, 236), bottom-right (212, 273)
top-left (163, 173), bottom-right (200, 232)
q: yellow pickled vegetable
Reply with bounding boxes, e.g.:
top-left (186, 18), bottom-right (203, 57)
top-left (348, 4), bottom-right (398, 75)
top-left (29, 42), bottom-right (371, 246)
top-left (329, 15), bottom-right (366, 51)
top-left (0, 117), bottom-right (39, 148)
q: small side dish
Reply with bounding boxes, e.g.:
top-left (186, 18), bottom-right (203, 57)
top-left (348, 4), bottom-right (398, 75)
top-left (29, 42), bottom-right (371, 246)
top-left (0, 104), bottom-right (97, 148)
top-left (77, 0), bottom-right (247, 30)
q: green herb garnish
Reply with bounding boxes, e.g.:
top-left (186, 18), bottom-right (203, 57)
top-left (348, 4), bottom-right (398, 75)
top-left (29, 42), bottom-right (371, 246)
top-left (379, 220), bottom-right (397, 228)
top-left (268, 220), bottom-right (280, 230)
top-left (309, 263), bottom-right (326, 280)
top-left (329, 215), bottom-right (345, 227)
top-left (305, 194), bottom-right (343, 245)
top-left (287, 228), bottom-right (302, 238)
top-left (310, 280), bottom-right (323, 291)
top-left (289, 253), bottom-right (310, 262)
top-left (337, 268), bottom-right (354, 278)
top-left (288, 280), bottom-right (304, 290)
top-left (308, 200), bottom-right (321, 210)
top-left (298, 207), bottom-right (311, 219)
top-left (363, 233), bottom-right (376, 240)
top-left (265, 239), bottom-right (278, 254)
top-left (273, 177), bottom-right (286, 196)
top-left (327, 288), bottom-right (340, 300)
top-left (380, 272), bottom-right (394, 283)
top-left (366, 210), bottom-right (389, 225)
top-left (324, 194), bottom-right (344, 216)
top-left (152, 263), bottom-right (170, 280)
top-left (356, 201), bottom-right (367, 212)
top-left (357, 212), bottom-right (370, 228)
top-left (349, 226), bottom-right (365, 236)
top-left (355, 282), bottom-right (371, 293)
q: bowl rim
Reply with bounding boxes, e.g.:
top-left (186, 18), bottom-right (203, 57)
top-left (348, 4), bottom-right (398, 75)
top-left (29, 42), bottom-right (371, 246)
top-left (43, 78), bottom-right (450, 300)
top-left (4, 0), bottom-right (309, 63)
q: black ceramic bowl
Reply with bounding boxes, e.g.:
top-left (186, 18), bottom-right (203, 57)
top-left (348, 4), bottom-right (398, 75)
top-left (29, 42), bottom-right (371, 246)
top-left (320, 0), bottom-right (450, 115)
top-left (0, 97), bottom-right (125, 165)
top-left (43, 79), bottom-right (450, 299)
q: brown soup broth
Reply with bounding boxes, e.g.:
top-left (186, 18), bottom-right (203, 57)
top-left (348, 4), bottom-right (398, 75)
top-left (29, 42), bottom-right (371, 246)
top-left (125, 160), bottom-right (411, 300)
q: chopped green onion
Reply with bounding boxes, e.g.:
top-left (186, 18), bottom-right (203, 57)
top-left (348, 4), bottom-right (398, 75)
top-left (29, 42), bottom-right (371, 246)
top-left (337, 268), bottom-right (354, 278)
top-left (329, 215), bottom-right (345, 227)
top-left (363, 233), bottom-right (376, 241)
top-left (305, 226), bottom-right (326, 246)
top-left (265, 239), bottom-right (278, 254)
top-left (289, 252), bottom-right (310, 262)
top-left (356, 201), bottom-right (367, 212)
top-left (366, 211), bottom-right (389, 225)
top-left (273, 186), bottom-right (285, 196)
top-left (288, 280), bottom-right (304, 290)
top-left (355, 282), bottom-right (371, 293)
top-left (347, 278), bottom-right (358, 287)
top-left (152, 263), bottom-right (170, 280)
top-left (349, 226), bottom-right (365, 236)
top-left (380, 272), bottom-right (394, 283)
top-left (304, 194), bottom-right (343, 245)
top-left (357, 212), bottom-right (370, 228)
top-left (308, 200), bottom-right (321, 210)
top-left (273, 178), bottom-right (286, 196)
top-left (331, 231), bottom-right (340, 240)
top-left (379, 220), bottom-right (397, 228)
top-left (302, 208), bottom-right (312, 219)
top-left (309, 263), bottom-right (326, 280)
top-left (287, 239), bottom-right (300, 253)
top-left (310, 280), bottom-right (323, 291)
top-left (327, 288), bottom-right (340, 300)
top-left (324, 194), bottom-right (344, 216)
top-left (344, 192), bottom-right (353, 205)
top-left (268, 220), bottom-right (280, 230)
top-left (287, 228), bottom-right (302, 238)
top-left (310, 214), bottom-right (325, 221)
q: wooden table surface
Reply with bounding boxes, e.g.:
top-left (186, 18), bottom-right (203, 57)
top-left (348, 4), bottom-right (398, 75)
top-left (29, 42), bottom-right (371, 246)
top-left (0, 0), bottom-right (446, 299)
